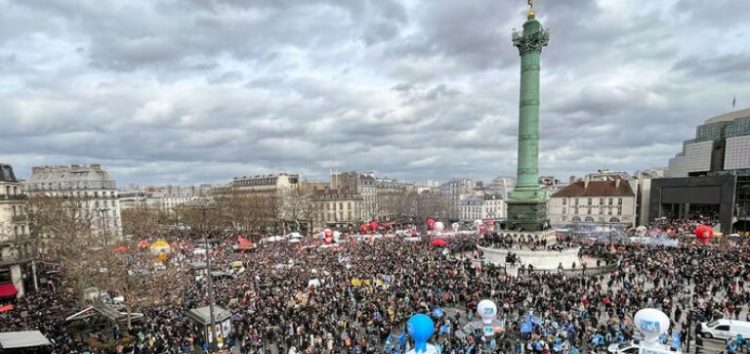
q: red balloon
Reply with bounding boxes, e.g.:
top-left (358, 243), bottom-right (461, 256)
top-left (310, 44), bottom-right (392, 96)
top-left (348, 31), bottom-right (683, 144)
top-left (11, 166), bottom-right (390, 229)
top-left (427, 218), bottom-right (436, 229)
top-left (479, 224), bottom-right (488, 236)
top-left (369, 220), bottom-right (378, 232)
top-left (695, 224), bottom-right (713, 245)
top-left (324, 237), bottom-right (333, 244)
top-left (431, 238), bottom-right (447, 247)
top-left (324, 229), bottom-right (333, 238)
top-left (359, 224), bottom-right (368, 234)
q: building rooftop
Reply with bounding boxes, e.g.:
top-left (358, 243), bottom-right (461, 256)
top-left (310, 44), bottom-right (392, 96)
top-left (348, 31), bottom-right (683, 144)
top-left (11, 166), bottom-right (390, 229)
top-left (0, 164), bottom-right (17, 183)
top-left (551, 178), bottom-right (634, 198)
top-left (705, 107), bottom-right (750, 124)
top-left (27, 164), bottom-right (115, 184)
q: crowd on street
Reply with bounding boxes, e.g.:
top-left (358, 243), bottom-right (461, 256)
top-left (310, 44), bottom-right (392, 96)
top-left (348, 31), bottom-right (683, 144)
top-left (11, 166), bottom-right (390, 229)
top-left (0, 217), bottom-right (748, 354)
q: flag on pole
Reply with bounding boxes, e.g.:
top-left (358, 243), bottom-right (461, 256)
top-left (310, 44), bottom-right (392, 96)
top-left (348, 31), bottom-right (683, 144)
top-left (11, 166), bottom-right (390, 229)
top-left (733, 95), bottom-right (737, 108)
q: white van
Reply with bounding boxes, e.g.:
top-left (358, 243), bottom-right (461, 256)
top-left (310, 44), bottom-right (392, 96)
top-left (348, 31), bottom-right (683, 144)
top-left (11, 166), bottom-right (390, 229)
top-left (700, 319), bottom-right (750, 340)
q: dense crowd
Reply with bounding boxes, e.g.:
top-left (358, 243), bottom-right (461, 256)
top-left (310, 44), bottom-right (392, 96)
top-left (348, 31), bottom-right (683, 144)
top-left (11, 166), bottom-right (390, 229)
top-left (634, 214), bottom-right (720, 237)
top-left (478, 234), bottom-right (577, 251)
top-left (0, 220), bottom-right (748, 354)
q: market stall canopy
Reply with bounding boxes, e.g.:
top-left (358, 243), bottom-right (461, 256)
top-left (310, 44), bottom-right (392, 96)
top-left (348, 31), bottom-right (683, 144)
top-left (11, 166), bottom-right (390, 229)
top-left (0, 283), bottom-right (17, 299)
top-left (0, 330), bottom-right (51, 349)
top-left (190, 261), bottom-right (208, 270)
top-left (187, 306), bottom-right (232, 325)
top-left (65, 302), bottom-right (143, 323)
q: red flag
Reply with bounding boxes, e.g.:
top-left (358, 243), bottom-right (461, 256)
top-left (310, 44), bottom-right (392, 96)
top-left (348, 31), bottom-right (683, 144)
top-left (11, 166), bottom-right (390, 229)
top-left (237, 236), bottom-right (253, 250)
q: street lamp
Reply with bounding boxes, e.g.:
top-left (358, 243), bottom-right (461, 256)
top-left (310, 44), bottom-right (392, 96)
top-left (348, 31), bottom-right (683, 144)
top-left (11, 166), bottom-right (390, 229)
top-left (195, 199), bottom-right (219, 350)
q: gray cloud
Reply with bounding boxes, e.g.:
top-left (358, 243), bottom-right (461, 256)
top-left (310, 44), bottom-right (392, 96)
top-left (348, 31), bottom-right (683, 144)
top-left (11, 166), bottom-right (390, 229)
top-left (0, 0), bottom-right (748, 186)
top-left (673, 53), bottom-right (750, 82)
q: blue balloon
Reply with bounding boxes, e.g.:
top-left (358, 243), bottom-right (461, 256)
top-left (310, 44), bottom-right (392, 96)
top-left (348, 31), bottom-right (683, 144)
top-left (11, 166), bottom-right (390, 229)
top-left (407, 314), bottom-right (434, 353)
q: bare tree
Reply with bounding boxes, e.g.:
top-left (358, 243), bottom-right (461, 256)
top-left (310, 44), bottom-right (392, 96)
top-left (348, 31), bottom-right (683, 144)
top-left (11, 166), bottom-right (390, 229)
top-left (120, 206), bottom-right (164, 239)
top-left (394, 190), bottom-right (451, 221)
top-left (279, 183), bottom-right (318, 233)
top-left (26, 195), bottom-right (100, 296)
top-left (205, 188), bottom-right (280, 235)
top-left (88, 241), bottom-right (181, 330)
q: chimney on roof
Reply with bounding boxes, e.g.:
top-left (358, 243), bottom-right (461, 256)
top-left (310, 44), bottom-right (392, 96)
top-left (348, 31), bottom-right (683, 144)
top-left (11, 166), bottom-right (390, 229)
top-left (616, 177), bottom-right (621, 189)
top-left (569, 176), bottom-right (576, 184)
top-left (584, 175), bottom-right (590, 189)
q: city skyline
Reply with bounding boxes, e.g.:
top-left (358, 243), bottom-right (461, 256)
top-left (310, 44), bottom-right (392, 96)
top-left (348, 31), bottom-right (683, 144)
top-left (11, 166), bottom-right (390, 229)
top-left (1, 0), bottom-right (748, 186)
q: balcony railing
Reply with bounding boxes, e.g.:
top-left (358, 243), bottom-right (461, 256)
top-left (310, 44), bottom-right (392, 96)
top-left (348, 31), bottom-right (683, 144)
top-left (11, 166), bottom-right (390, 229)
top-left (0, 194), bottom-right (27, 201)
top-left (11, 215), bottom-right (27, 222)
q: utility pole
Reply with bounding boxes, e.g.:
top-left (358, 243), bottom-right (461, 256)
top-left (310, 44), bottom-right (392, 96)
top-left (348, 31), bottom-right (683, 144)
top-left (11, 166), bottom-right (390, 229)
top-left (197, 200), bottom-right (218, 350)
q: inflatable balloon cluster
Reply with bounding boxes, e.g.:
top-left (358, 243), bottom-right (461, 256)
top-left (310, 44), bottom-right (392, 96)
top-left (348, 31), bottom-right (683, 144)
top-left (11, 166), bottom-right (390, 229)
top-left (149, 240), bottom-right (172, 263)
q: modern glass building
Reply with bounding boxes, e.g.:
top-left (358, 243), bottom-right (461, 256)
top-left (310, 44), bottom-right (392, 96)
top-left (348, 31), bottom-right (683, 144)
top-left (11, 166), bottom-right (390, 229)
top-left (666, 108), bottom-right (750, 177)
top-left (651, 108), bottom-right (750, 234)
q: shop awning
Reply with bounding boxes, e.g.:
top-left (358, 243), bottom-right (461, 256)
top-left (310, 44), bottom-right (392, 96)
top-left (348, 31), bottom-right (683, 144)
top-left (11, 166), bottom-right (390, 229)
top-left (0, 284), bottom-right (17, 299)
top-left (0, 330), bottom-right (51, 348)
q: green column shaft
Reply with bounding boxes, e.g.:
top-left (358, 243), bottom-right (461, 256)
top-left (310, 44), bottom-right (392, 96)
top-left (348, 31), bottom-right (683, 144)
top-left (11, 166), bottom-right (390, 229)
top-left (517, 52), bottom-right (540, 188)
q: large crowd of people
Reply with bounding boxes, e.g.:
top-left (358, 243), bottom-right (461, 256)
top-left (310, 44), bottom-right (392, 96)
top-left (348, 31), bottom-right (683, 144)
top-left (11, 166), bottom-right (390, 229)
top-left (0, 217), bottom-right (748, 354)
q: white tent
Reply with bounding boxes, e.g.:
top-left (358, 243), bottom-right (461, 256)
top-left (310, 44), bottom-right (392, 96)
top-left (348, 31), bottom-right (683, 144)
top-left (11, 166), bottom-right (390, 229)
top-left (288, 232), bottom-right (303, 239)
top-left (0, 331), bottom-right (51, 349)
top-left (260, 236), bottom-right (285, 243)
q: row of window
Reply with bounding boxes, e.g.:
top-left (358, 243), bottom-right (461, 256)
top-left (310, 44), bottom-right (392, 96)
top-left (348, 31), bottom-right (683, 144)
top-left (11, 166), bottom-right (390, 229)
top-left (28, 181), bottom-right (115, 190)
top-left (324, 202), bottom-right (354, 211)
top-left (562, 197), bottom-right (623, 206)
top-left (3, 186), bottom-right (19, 196)
top-left (561, 216), bottom-right (622, 223)
top-left (318, 211), bottom-right (355, 221)
top-left (563, 207), bottom-right (623, 216)
top-left (39, 190), bottom-right (118, 198)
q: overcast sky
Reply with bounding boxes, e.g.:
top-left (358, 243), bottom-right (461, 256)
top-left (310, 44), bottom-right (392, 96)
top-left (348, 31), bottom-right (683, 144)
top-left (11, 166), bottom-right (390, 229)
top-left (1, 0), bottom-right (748, 187)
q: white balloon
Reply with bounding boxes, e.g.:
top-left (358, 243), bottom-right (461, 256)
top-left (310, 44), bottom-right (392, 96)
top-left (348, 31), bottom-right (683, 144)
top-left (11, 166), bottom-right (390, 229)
top-left (477, 299), bottom-right (497, 324)
top-left (434, 222), bottom-right (445, 232)
top-left (634, 308), bottom-right (670, 342)
top-left (474, 219), bottom-right (483, 226)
